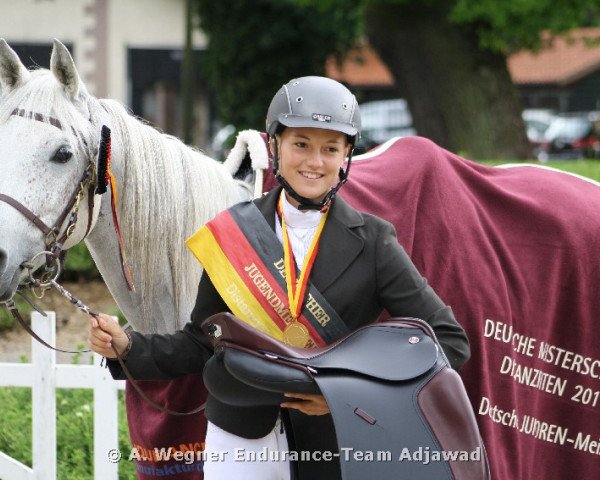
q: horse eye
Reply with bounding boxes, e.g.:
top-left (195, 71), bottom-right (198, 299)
top-left (51, 146), bottom-right (73, 163)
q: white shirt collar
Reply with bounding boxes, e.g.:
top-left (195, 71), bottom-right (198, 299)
top-left (280, 192), bottom-right (324, 229)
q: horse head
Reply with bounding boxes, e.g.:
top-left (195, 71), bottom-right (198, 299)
top-left (0, 39), bottom-right (103, 301)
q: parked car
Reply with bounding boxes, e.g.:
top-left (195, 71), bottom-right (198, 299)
top-left (537, 112), bottom-right (600, 161)
top-left (522, 109), bottom-right (556, 147)
top-left (356, 99), bottom-right (416, 153)
top-left (210, 124), bottom-right (236, 160)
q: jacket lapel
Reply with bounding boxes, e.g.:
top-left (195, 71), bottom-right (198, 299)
top-left (312, 196), bottom-right (364, 292)
top-left (254, 188), bottom-right (365, 293)
top-left (254, 187), bottom-right (280, 230)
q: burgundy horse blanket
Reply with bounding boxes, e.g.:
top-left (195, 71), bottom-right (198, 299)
top-left (126, 132), bottom-right (600, 479)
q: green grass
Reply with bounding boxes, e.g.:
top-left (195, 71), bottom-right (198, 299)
top-left (478, 159), bottom-right (600, 182)
top-left (0, 386), bottom-right (135, 480)
top-left (535, 159), bottom-right (600, 182)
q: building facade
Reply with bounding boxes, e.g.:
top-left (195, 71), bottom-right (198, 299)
top-left (0, 0), bottom-right (213, 148)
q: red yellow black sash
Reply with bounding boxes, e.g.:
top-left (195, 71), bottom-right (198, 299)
top-left (185, 201), bottom-right (349, 347)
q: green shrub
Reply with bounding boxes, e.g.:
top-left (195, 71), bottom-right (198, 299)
top-left (63, 242), bottom-right (101, 281)
top-left (57, 388), bottom-right (94, 479)
top-left (118, 390), bottom-right (137, 479)
top-left (0, 298), bottom-right (31, 332)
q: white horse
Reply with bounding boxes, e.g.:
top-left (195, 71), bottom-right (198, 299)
top-left (0, 39), bottom-right (261, 479)
top-left (0, 39), bottom-right (254, 334)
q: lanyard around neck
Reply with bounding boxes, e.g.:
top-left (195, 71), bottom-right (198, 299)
top-left (277, 193), bottom-right (329, 320)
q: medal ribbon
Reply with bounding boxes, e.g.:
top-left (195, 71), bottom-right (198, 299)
top-left (278, 193), bottom-right (329, 320)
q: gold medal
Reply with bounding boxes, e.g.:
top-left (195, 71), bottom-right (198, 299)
top-left (278, 192), bottom-right (329, 348)
top-left (283, 321), bottom-right (310, 347)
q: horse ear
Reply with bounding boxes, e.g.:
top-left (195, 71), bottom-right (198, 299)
top-left (0, 39), bottom-right (31, 93)
top-left (50, 39), bottom-right (85, 98)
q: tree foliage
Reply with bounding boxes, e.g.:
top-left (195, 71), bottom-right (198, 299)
top-left (196, 0), bottom-right (600, 158)
top-left (359, 0), bottom-right (600, 52)
top-left (195, 0), bottom-right (362, 131)
top-left (361, 0), bottom-right (600, 158)
top-left (449, 0), bottom-right (600, 52)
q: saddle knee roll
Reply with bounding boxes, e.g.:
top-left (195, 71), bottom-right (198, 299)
top-left (203, 352), bottom-right (318, 409)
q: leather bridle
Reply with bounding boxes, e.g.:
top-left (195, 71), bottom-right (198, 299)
top-left (0, 108), bottom-right (97, 284)
top-left (0, 108), bottom-right (205, 415)
top-left (0, 108), bottom-right (97, 353)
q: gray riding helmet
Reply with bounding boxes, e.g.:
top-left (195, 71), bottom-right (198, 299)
top-left (266, 76), bottom-right (361, 145)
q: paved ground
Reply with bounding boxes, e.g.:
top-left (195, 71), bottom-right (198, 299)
top-left (0, 281), bottom-right (117, 364)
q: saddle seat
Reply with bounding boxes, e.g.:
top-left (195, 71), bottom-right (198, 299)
top-left (204, 313), bottom-right (438, 383)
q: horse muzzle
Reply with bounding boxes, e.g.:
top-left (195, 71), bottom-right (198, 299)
top-left (0, 247), bottom-right (7, 277)
top-left (0, 269), bottom-right (20, 302)
top-left (0, 248), bottom-right (34, 302)
top-left (0, 247), bottom-right (14, 301)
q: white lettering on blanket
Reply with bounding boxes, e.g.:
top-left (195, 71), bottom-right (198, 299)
top-left (479, 318), bottom-right (600, 459)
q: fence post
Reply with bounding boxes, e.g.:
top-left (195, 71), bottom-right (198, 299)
top-left (31, 311), bottom-right (56, 480)
top-left (93, 346), bottom-right (120, 479)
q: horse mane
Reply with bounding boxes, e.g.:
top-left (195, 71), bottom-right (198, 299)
top-left (0, 68), bottom-right (242, 332)
top-left (98, 99), bottom-right (241, 332)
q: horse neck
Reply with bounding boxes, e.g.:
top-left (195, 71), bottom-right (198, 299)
top-left (86, 101), bottom-right (244, 333)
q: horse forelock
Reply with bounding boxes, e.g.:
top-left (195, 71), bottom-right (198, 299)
top-left (97, 98), bottom-right (240, 332)
top-left (0, 69), bottom-right (95, 154)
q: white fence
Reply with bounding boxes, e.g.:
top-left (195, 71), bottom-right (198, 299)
top-left (0, 312), bottom-right (126, 480)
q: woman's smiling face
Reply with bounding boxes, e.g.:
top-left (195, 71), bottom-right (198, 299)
top-left (275, 127), bottom-right (350, 207)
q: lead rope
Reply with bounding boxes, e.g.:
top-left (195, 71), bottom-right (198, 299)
top-left (3, 297), bottom-right (87, 354)
top-left (2, 253), bottom-right (91, 354)
top-left (1, 281), bottom-right (205, 416)
top-left (74, 282), bottom-right (207, 415)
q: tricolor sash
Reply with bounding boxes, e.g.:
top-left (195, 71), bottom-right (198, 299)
top-left (186, 201), bottom-right (350, 347)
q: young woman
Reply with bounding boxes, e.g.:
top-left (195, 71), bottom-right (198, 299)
top-left (89, 76), bottom-right (470, 479)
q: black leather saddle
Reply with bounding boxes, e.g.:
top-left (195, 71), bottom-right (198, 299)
top-left (202, 313), bottom-right (490, 480)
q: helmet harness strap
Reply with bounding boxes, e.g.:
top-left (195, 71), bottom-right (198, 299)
top-left (271, 136), bottom-right (354, 212)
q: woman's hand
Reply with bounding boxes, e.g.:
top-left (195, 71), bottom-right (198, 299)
top-left (281, 393), bottom-right (330, 416)
top-left (88, 313), bottom-right (130, 358)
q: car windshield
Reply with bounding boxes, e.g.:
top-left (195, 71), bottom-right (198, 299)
top-left (359, 99), bottom-right (415, 144)
top-left (545, 117), bottom-right (592, 140)
top-left (526, 119), bottom-right (551, 135)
